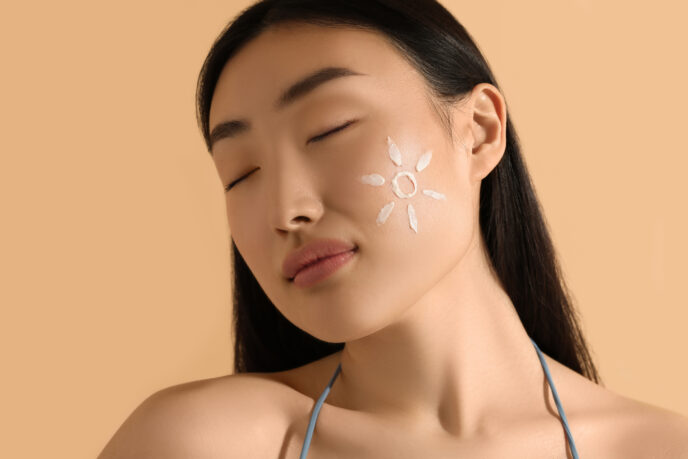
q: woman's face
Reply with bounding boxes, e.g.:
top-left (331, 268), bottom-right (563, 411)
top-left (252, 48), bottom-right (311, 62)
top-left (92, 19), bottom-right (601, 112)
top-left (208, 23), bottom-right (483, 342)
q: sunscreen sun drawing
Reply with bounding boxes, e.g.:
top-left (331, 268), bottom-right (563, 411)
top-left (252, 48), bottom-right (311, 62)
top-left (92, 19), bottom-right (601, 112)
top-left (359, 136), bottom-right (447, 233)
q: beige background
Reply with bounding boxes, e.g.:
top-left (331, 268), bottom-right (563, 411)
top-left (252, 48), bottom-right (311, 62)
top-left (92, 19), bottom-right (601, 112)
top-left (1, 1), bottom-right (686, 457)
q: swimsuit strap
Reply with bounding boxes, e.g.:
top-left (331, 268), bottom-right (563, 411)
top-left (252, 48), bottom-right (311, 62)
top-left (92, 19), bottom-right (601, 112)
top-left (299, 339), bottom-right (580, 459)
top-left (530, 337), bottom-right (580, 459)
top-left (299, 360), bottom-right (342, 459)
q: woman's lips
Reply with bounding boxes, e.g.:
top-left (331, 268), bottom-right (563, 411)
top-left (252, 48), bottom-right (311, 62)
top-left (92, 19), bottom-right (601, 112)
top-left (282, 238), bottom-right (357, 280)
top-left (292, 248), bottom-right (357, 288)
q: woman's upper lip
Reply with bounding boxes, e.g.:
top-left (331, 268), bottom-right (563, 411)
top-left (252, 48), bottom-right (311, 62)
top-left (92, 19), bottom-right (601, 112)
top-left (282, 238), bottom-right (357, 280)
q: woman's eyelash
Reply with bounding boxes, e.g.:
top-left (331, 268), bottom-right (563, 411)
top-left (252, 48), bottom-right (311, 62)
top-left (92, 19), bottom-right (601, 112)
top-left (225, 168), bottom-right (257, 192)
top-left (225, 120), bottom-right (357, 192)
top-left (307, 119), bottom-right (356, 144)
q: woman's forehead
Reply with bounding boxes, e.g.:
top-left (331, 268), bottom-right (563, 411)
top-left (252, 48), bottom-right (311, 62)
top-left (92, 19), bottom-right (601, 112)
top-left (208, 24), bottom-right (417, 127)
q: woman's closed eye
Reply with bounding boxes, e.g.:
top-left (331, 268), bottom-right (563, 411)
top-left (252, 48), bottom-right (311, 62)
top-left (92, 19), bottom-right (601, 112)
top-left (224, 119), bottom-right (357, 192)
top-left (225, 168), bottom-right (258, 192)
top-left (306, 119), bottom-right (357, 145)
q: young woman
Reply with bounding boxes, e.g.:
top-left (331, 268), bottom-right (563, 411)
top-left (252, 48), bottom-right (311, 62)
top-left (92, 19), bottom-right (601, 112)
top-left (99, 1), bottom-right (688, 457)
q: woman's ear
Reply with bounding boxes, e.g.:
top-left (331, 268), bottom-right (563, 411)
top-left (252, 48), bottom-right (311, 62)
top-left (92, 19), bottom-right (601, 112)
top-left (462, 83), bottom-right (508, 183)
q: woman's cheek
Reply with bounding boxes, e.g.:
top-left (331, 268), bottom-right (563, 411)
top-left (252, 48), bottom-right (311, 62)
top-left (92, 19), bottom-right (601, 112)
top-left (343, 135), bottom-right (451, 235)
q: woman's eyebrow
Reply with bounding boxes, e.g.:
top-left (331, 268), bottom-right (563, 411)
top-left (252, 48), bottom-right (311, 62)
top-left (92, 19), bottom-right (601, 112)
top-left (209, 66), bottom-right (367, 154)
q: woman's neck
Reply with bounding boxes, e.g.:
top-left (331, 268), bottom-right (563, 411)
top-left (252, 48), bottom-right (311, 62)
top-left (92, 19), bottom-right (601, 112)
top-left (327, 234), bottom-right (551, 438)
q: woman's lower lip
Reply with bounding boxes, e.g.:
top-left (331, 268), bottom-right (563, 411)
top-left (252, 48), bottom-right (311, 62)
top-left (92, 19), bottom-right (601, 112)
top-left (292, 249), bottom-right (356, 288)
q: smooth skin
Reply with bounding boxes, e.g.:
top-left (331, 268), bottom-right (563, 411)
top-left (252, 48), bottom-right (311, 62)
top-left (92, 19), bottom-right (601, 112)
top-left (99, 23), bottom-right (688, 459)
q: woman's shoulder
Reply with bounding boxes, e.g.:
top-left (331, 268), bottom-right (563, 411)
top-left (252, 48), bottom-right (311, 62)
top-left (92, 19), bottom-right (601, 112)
top-left (597, 393), bottom-right (688, 457)
top-left (548, 357), bottom-right (688, 457)
top-left (97, 370), bottom-right (308, 459)
top-left (98, 353), bottom-right (688, 458)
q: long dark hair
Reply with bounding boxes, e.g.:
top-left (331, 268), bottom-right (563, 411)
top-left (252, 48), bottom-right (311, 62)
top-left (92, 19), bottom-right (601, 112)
top-left (195, 0), bottom-right (603, 384)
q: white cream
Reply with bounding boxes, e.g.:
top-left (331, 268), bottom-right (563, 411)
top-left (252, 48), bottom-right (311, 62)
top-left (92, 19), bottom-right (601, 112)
top-left (376, 201), bottom-right (395, 225)
top-left (391, 171), bottom-right (417, 199)
top-left (360, 136), bottom-right (448, 233)
top-left (360, 173), bottom-right (385, 186)
top-left (422, 189), bottom-right (446, 200)
top-left (408, 203), bottom-right (418, 233)
top-left (415, 150), bottom-right (432, 172)
top-left (386, 136), bottom-right (403, 166)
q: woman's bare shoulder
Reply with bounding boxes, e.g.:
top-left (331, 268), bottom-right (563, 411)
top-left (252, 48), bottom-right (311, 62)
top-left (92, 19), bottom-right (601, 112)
top-left (604, 394), bottom-right (688, 458)
top-left (544, 355), bottom-right (688, 457)
top-left (97, 371), bottom-right (306, 459)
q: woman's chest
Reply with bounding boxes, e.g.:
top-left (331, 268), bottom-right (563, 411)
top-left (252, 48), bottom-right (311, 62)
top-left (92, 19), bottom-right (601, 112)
top-left (278, 406), bottom-right (587, 459)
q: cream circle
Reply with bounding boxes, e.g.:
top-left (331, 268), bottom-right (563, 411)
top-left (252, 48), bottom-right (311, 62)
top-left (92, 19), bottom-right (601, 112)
top-left (391, 171), bottom-right (417, 199)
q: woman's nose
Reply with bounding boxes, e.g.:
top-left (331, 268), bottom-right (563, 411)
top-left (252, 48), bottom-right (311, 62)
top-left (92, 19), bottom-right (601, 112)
top-left (265, 153), bottom-right (325, 234)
